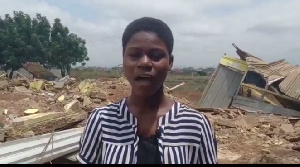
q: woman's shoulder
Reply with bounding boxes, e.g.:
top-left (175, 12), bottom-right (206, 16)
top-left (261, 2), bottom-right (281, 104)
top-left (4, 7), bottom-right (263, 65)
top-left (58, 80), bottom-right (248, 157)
top-left (88, 100), bottom-right (122, 118)
top-left (176, 102), bottom-right (212, 124)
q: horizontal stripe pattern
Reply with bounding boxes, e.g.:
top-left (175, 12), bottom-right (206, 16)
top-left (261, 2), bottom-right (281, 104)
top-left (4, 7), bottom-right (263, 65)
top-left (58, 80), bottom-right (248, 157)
top-left (77, 99), bottom-right (217, 164)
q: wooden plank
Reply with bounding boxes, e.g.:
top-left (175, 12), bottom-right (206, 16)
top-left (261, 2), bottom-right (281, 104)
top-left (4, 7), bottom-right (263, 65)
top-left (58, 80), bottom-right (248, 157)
top-left (242, 83), bottom-right (300, 104)
top-left (201, 65), bottom-right (230, 108)
top-left (212, 67), bottom-right (236, 108)
top-left (232, 96), bottom-right (300, 117)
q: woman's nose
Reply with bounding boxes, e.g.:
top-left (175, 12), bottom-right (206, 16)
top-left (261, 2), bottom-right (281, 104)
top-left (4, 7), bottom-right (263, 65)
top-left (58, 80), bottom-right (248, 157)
top-left (137, 54), bottom-right (153, 70)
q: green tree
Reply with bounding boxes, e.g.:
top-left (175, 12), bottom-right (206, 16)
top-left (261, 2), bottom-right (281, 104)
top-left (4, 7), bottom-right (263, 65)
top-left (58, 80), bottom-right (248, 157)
top-left (0, 13), bottom-right (26, 78)
top-left (50, 18), bottom-right (88, 77)
top-left (30, 13), bottom-right (51, 65)
top-left (0, 11), bottom-right (52, 78)
top-left (0, 11), bottom-right (89, 78)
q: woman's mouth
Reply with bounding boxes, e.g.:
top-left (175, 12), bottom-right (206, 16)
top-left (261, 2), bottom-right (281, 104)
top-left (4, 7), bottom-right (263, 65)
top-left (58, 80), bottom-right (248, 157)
top-left (134, 75), bottom-right (153, 85)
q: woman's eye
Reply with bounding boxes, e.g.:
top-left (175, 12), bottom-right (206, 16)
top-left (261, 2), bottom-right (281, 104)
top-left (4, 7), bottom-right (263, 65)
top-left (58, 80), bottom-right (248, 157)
top-left (130, 53), bottom-right (141, 58)
top-left (150, 53), bottom-right (163, 61)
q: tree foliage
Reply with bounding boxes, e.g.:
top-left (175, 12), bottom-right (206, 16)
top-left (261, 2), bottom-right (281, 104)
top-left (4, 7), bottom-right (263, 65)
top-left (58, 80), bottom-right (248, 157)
top-left (0, 11), bottom-right (89, 78)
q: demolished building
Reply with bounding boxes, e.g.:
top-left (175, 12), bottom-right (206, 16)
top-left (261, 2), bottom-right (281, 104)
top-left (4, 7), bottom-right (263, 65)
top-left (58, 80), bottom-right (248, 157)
top-left (199, 44), bottom-right (300, 117)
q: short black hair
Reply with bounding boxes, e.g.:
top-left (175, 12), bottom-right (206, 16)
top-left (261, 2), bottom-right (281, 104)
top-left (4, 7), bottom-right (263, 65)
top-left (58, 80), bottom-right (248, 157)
top-left (122, 17), bottom-right (174, 55)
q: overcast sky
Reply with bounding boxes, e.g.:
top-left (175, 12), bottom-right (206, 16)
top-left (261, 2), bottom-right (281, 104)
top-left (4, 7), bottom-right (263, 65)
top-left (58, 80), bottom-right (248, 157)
top-left (1, 0), bottom-right (299, 68)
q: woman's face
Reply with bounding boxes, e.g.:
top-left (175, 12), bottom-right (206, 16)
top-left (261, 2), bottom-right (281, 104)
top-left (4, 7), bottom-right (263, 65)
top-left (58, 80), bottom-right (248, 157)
top-left (123, 31), bottom-right (173, 97)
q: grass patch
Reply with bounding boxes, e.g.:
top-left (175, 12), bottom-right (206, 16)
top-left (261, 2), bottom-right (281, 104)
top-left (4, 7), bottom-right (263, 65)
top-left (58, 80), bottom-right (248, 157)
top-left (70, 69), bottom-right (210, 92)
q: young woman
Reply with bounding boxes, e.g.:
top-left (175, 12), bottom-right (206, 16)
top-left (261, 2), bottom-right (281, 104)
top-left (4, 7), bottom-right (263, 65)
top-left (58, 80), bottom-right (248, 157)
top-left (77, 17), bottom-right (217, 164)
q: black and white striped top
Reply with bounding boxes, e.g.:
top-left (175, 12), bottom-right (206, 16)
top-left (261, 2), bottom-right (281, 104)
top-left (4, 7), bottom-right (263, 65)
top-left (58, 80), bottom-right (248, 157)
top-left (77, 98), bottom-right (217, 164)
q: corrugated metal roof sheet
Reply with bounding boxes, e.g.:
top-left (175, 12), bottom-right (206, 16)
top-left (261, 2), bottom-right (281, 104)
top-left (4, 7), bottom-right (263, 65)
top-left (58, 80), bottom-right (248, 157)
top-left (246, 58), bottom-right (299, 79)
top-left (0, 127), bottom-right (83, 164)
top-left (279, 69), bottom-right (300, 100)
top-left (233, 44), bottom-right (300, 100)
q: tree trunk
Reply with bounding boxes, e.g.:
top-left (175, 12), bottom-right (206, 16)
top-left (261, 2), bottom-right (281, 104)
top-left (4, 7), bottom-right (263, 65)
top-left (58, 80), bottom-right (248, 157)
top-left (66, 65), bottom-right (71, 76)
top-left (61, 69), bottom-right (65, 77)
top-left (60, 64), bottom-right (65, 77)
top-left (9, 69), bottom-right (14, 79)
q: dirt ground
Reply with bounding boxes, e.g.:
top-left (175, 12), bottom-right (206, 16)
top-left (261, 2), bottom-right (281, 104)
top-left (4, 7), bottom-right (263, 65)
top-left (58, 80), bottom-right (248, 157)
top-left (1, 77), bottom-right (300, 164)
top-left (171, 90), bottom-right (202, 106)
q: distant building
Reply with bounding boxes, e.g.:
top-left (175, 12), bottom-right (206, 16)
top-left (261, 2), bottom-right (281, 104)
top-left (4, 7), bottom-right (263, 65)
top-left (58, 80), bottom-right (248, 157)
top-left (170, 68), bottom-right (183, 74)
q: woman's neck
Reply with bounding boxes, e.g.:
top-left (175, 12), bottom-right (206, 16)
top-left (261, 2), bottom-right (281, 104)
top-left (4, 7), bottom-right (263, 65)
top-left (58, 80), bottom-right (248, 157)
top-left (127, 86), bottom-right (166, 112)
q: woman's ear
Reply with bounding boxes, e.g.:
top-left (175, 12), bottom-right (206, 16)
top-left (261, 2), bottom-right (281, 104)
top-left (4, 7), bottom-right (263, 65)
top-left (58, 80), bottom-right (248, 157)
top-left (169, 54), bottom-right (174, 71)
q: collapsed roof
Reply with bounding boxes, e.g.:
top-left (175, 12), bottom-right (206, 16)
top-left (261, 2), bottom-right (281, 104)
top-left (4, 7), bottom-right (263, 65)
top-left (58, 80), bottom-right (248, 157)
top-left (233, 43), bottom-right (300, 101)
top-left (22, 62), bottom-right (57, 81)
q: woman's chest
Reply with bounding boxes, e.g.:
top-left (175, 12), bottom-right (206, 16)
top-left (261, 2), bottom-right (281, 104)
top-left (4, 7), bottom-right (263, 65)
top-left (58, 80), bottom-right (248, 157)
top-left (99, 141), bottom-right (200, 164)
top-left (99, 127), bottom-right (201, 164)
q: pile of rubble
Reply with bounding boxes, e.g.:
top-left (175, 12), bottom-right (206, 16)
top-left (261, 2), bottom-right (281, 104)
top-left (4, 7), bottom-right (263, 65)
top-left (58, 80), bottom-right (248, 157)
top-left (0, 74), bottom-right (133, 142)
top-left (0, 74), bottom-right (191, 142)
top-left (203, 108), bottom-right (300, 164)
top-left (1, 71), bottom-right (300, 164)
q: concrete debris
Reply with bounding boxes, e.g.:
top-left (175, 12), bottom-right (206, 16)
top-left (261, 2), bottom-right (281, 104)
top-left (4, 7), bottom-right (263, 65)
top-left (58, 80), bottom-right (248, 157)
top-left (5, 112), bottom-right (87, 141)
top-left (215, 119), bottom-right (236, 128)
top-left (64, 100), bottom-right (80, 112)
top-left (29, 80), bottom-right (45, 91)
top-left (1, 68), bottom-right (300, 164)
top-left (280, 124), bottom-right (295, 134)
top-left (15, 86), bottom-right (32, 93)
top-left (93, 99), bottom-right (102, 104)
top-left (234, 117), bottom-right (249, 129)
top-left (12, 112), bottom-right (60, 126)
top-left (0, 80), bottom-right (9, 89)
top-left (58, 95), bottom-right (65, 102)
top-left (292, 145), bottom-right (300, 152)
top-left (90, 91), bottom-right (107, 101)
top-left (53, 81), bottom-right (65, 89)
top-left (24, 109), bottom-right (39, 115)
top-left (83, 96), bottom-right (92, 106)
top-left (284, 132), bottom-right (300, 142)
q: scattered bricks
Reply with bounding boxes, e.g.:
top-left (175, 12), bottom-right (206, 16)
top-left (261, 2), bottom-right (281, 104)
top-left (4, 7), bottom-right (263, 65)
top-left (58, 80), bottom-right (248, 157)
top-left (12, 112), bottom-right (61, 126)
top-left (64, 100), bottom-right (80, 112)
